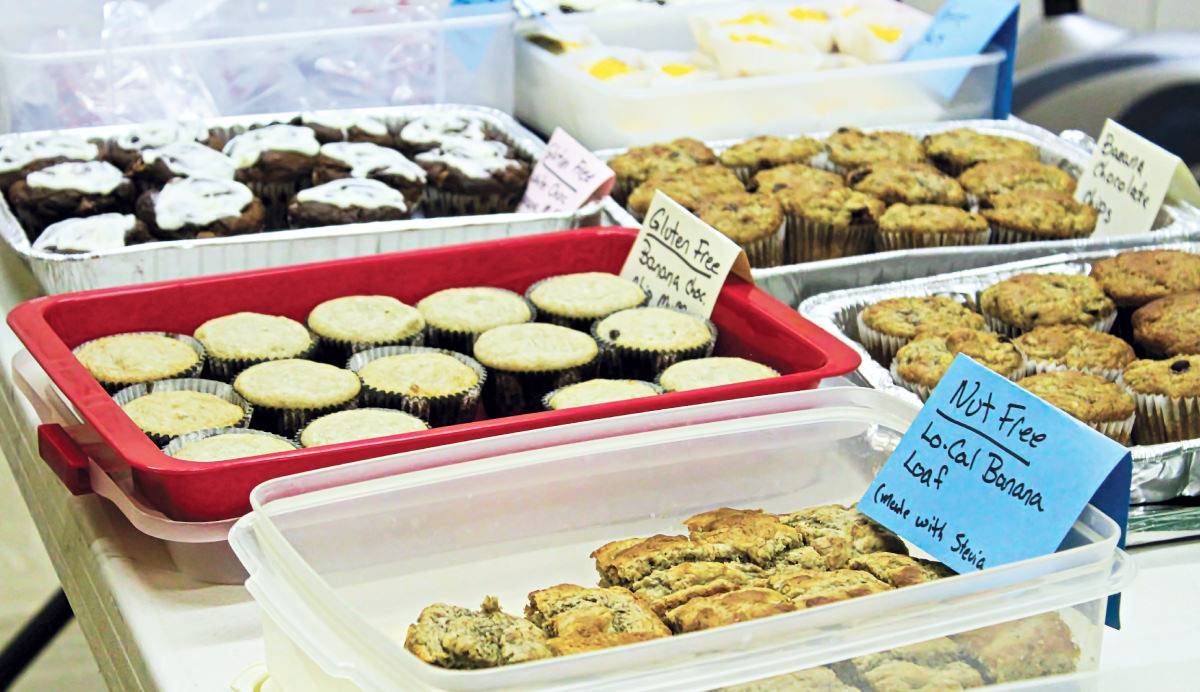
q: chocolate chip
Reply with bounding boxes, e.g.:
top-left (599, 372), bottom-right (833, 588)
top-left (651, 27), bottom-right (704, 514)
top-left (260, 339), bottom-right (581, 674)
top-left (668, 152), bottom-right (680, 160)
top-left (772, 183), bottom-right (787, 193)
top-left (724, 204), bottom-right (738, 212)
top-left (836, 127), bottom-right (851, 134)
top-left (1086, 308), bottom-right (1101, 316)
top-left (847, 169), bottom-right (868, 186)
top-left (996, 335), bottom-right (1012, 344)
top-left (609, 329), bottom-right (621, 340)
top-left (1050, 280), bottom-right (1065, 288)
top-left (849, 207), bottom-right (872, 223)
top-left (1172, 360), bottom-right (1191, 373)
top-left (1029, 312), bottom-right (1039, 321)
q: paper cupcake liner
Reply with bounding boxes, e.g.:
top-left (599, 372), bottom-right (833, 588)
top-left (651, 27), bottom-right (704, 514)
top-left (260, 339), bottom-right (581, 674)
top-left (347, 345), bottom-right (486, 428)
top-left (310, 325), bottom-right (425, 365)
top-left (161, 427), bottom-right (298, 458)
top-left (1020, 358), bottom-right (1124, 383)
top-left (113, 377), bottom-right (253, 447)
top-left (247, 179), bottom-right (304, 231)
top-left (74, 331), bottom-right (206, 393)
top-left (981, 310), bottom-right (1117, 339)
top-left (741, 221), bottom-right (787, 269)
top-left (423, 293), bottom-right (538, 354)
top-left (875, 228), bottom-right (990, 252)
top-left (421, 187), bottom-right (519, 217)
top-left (541, 379), bottom-right (664, 411)
top-left (205, 332), bottom-right (319, 382)
top-left (294, 406), bottom-right (431, 448)
top-left (1088, 413), bottom-right (1135, 445)
top-left (482, 356), bottom-right (601, 418)
top-left (726, 164), bottom-right (755, 186)
top-left (891, 354), bottom-right (1025, 403)
top-left (987, 223), bottom-right (1089, 246)
top-left (855, 312), bottom-right (908, 367)
top-left (591, 312), bottom-right (718, 381)
top-left (1112, 306), bottom-right (1137, 345)
top-left (1119, 378), bottom-right (1200, 445)
top-left (785, 215), bottom-right (874, 264)
top-left (525, 276), bottom-right (649, 333)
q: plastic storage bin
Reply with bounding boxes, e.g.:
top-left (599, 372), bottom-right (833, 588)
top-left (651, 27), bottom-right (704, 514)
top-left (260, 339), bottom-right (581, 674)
top-left (229, 387), bottom-right (1133, 692)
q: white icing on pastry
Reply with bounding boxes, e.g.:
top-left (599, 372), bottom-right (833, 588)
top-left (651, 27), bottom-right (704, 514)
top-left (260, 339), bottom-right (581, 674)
top-left (154, 177), bottom-right (254, 230)
top-left (114, 120), bottom-right (211, 152)
top-left (33, 213), bottom-right (135, 253)
top-left (301, 111), bottom-right (388, 137)
top-left (26, 161), bottom-right (125, 194)
top-left (319, 142), bottom-right (425, 182)
top-left (415, 138), bottom-right (524, 179)
top-left (295, 178), bottom-right (408, 211)
top-left (142, 141), bottom-right (237, 180)
top-left (399, 114), bottom-right (487, 145)
top-left (222, 125), bottom-right (320, 169)
top-left (0, 134), bottom-right (100, 173)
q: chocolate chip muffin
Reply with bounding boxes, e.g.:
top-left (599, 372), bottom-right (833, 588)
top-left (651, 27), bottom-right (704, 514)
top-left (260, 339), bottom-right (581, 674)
top-left (847, 161), bottom-right (967, 208)
top-left (980, 273), bottom-right (1116, 336)
top-left (958, 159), bottom-right (1076, 205)
top-left (1090, 249), bottom-right (1200, 309)
top-left (750, 163), bottom-right (843, 196)
top-left (823, 127), bottom-right (926, 174)
top-left (981, 189), bottom-right (1098, 244)
top-left (1132, 291), bottom-right (1200, 357)
top-left (857, 296), bottom-right (987, 365)
top-left (109, 121), bottom-right (221, 170)
top-left (1119, 355), bottom-right (1200, 444)
top-left (777, 186), bottom-right (885, 263)
top-left (875, 204), bottom-right (989, 251)
top-left (892, 329), bottom-right (1025, 400)
top-left (1018, 370), bottom-right (1135, 444)
top-left (922, 129), bottom-right (1040, 176)
top-left (717, 135), bottom-right (822, 183)
top-left (1013, 324), bottom-right (1135, 380)
top-left (607, 138), bottom-right (717, 203)
top-left (695, 191), bottom-right (786, 267)
top-left (592, 307), bottom-right (716, 381)
top-left (626, 165), bottom-right (745, 221)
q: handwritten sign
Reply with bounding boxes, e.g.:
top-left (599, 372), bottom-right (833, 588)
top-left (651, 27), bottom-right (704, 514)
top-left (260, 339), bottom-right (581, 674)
top-left (904, 0), bottom-right (1019, 118)
top-left (1075, 119), bottom-right (1200, 237)
top-left (517, 128), bottom-right (615, 214)
top-left (618, 191), bottom-right (748, 318)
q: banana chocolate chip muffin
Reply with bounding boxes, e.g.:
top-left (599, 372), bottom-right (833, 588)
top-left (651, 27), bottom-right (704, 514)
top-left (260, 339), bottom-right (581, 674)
top-left (193, 311), bottom-right (315, 380)
top-left (846, 161), bottom-right (967, 208)
top-left (1132, 292), bottom-right (1200, 357)
top-left (823, 127), bottom-right (926, 175)
top-left (750, 163), bottom-right (843, 196)
top-left (1013, 325), bottom-right (1135, 380)
top-left (233, 359), bottom-right (361, 436)
top-left (922, 129), bottom-right (1040, 176)
top-left (626, 165), bottom-right (745, 221)
top-left (136, 177), bottom-right (266, 241)
top-left (777, 186), bottom-right (885, 263)
top-left (349, 346), bottom-right (485, 427)
top-left (1090, 249), bottom-right (1200, 309)
top-left (857, 296), bottom-right (987, 365)
top-left (607, 138), bottom-right (717, 203)
top-left (892, 329), bottom-right (1024, 400)
top-left (1018, 370), bottom-right (1135, 444)
top-left (74, 331), bottom-right (204, 392)
top-left (980, 273), bottom-right (1116, 336)
top-left (306, 294), bottom-right (425, 361)
top-left (981, 189), bottom-right (1098, 244)
top-left (592, 307), bottom-right (716, 381)
top-left (1120, 355), bottom-right (1200, 444)
top-left (474, 323), bottom-right (600, 416)
top-left (657, 357), bottom-right (780, 392)
top-left (525, 272), bottom-right (647, 332)
top-left (958, 159), bottom-right (1076, 204)
top-left (875, 204), bottom-right (989, 251)
top-left (695, 191), bottom-right (786, 267)
top-left (717, 135), bottom-right (822, 183)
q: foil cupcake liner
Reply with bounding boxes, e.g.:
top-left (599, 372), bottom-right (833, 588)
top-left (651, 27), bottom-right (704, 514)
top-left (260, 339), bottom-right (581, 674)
top-left (347, 345), bottom-right (486, 427)
top-left (294, 406), bottom-right (430, 448)
top-left (482, 356), bottom-right (601, 418)
top-left (421, 187), bottom-right (520, 217)
top-left (308, 322), bottom-right (426, 365)
top-left (161, 426), bottom-right (298, 459)
top-left (246, 398), bottom-right (359, 439)
top-left (1119, 377), bottom-right (1200, 445)
top-left (875, 228), bottom-right (991, 252)
top-left (525, 275), bottom-right (648, 333)
top-left (204, 330), bottom-right (319, 382)
top-left (987, 223), bottom-right (1089, 246)
top-left (591, 310), bottom-right (718, 381)
top-left (855, 311), bottom-right (908, 367)
top-left (741, 221), bottom-right (787, 269)
top-left (786, 216), bottom-right (874, 264)
top-left (541, 379), bottom-right (664, 411)
top-left (982, 310), bottom-right (1117, 339)
top-left (74, 331), bottom-right (206, 394)
top-left (891, 354), bottom-right (1025, 403)
top-left (113, 377), bottom-right (253, 447)
top-left (1022, 358), bottom-right (1124, 383)
top-left (423, 292), bottom-right (538, 354)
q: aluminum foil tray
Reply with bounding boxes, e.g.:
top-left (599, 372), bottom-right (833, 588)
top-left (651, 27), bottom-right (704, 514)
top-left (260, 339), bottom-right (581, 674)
top-left (799, 241), bottom-right (1200, 505)
top-left (1, 104), bottom-right (638, 295)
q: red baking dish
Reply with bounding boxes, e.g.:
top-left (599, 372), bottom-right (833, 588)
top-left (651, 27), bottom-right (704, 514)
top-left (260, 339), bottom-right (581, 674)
top-left (9, 227), bottom-right (860, 521)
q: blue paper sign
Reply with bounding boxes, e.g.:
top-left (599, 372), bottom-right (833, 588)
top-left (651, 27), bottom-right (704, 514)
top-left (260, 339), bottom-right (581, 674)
top-left (860, 355), bottom-right (1130, 628)
top-left (904, 0), bottom-right (1020, 118)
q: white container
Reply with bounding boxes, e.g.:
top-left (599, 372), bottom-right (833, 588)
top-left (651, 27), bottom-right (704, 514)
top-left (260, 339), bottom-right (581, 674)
top-left (229, 387), bottom-right (1133, 692)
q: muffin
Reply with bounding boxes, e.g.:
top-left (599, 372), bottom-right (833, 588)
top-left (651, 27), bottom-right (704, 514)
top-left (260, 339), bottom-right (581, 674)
top-left (749, 163), bottom-right (843, 196)
top-left (74, 331), bottom-right (205, 392)
top-left (286, 178), bottom-right (412, 228)
top-left (473, 323), bottom-right (600, 417)
top-left (857, 296), bottom-right (987, 365)
top-left (696, 192), bottom-right (786, 268)
top-left (980, 189), bottom-right (1098, 244)
top-left (657, 357), bottom-right (780, 392)
top-left (193, 312), bottom-right (316, 380)
top-left (607, 138), bottom-right (717, 203)
top-left (980, 273), bottom-right (1116, 336)
top-left (1132, 292), bottom-right (1200, 357)
top-left (823, 127), bottom-right (925, 175)
top-left (395, 113), bottom-right (489, 156)
top-left (717, 135), bottom-right (822, 183)
top-left (305, 295), bottom-right (425, 363)
top-left (958, 159), bottom-right (1076, 205)
top-left (135, 177), bottom-right (265, 241)
top-left (1119, 355), bottom-right (1200, 444)
top-left (874, 204), bottom-right (989, 251)
top-left (922, 129), bottom-right (1040, 176)
top-left (0, 133), bottom-right (103, 191)
top-left (8, 161), bottom-right (136, 238)
top-left (891, 329), bottom-right (1025, 400)
top-left (128, 141), bottom-right (238, 190)
top-left (33, 213), bottom-right (153, 255)
top-left (1090, 249), bottom-right (1200, 309)
top-left (592, 307), bottom-right (716, 380)
top-left (846, 161), bottom-right (966, 208)
top-left (223, 124), bottom-right (321, 226)
top-left (525, 272), bottom-right (647, 332)
top-left (114, 378), bottom-right (252, 446)
top-left (349, 346), bottom-right (485, 427)
top-left (296, 111), bottom-right (392, 147)
top-left (312, 142), bottom-right (426, 208)
top-left (543, 378), bottom-right (662, 410)
top-left (108, 121), bottom-right (220, 170)
top-left (1013, 325), bottom-right (1135, 380)
top-left (233, 359), bottom-right (361, 436)
top-left (626, 166), bottom-right (745, 221)
top-left (776, 186), bottom-right (885, 263)
top-left (415, 138), bottom-right (530, 216)
top-left (297, 407), bottom-right (429, 448)
top-left (1018, 371), bottom-right (1135, 444)
top-left (417, 287), bottom-right (536, 353)
top-left (162, 427), bottom-right (298, 461)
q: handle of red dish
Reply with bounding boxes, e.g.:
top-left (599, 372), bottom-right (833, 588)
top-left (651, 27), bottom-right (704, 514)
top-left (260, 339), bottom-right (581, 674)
top-left (37, 424), bottom-right (93, 496)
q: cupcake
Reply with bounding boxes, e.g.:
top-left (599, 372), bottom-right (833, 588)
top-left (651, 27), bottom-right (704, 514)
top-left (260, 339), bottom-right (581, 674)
top-left (296, 111), bottom-right (392, 147)
top-left (8, 161), bottom-right (135, 238)
top-left (0, 133), bottom-right (103, 191)
top-left (543, 378), bottom-right (662, 410)
top-left (592, 307), bottom-right (716, 380)
top-left (1132, 292), bottom-right (1200, 357)
top-left (626, 166), bottom-right (745, 221)
top-left (297, 407), bottom-right (429, 448)
top-left (223, 124), bottom-right (321, 226)
top-left (193, 312), bottom-right (316, 381)
top-left (823, 127), bottom-right (925, 175)
top-left (657, 357), bottom-right (780, 392)
top-left (163, 428), bottom-right (298, 461)
top-left (1018, 371), bottom-right (1135, 444)
top-left (1013, 325), bottom-right (1135, 381)
top-left (717, 135), bottom-right (822, 183)
top-left (750, 163), bottom-right (843, 195)
top-left (1120, 356), bottom-right (1200, 444)
top-left (74, 331), bottom-right (205, 392)
top-left (114, 378), bottom-right (251, 446)
top-left (980, 189), bottom-right (1098, 244)
top-left (857, 296), bottom-right (987, 365)
top-left (922, 129), bottom-right (1040, 176)
top-left (395, 113), bottom-right (489, 156)
top-left (128, 141), bottom-right (238, 190)
top-left (607, 138), bottom-right (717, 203)
top-left (776, 186), bottom-right (885, 263)
top-left (312, 142), bottom-right (425, 208)
top-left (474, 323), bottom-right (600, 417)
top-left (108, 120), bottom-right (220, 170)
top-left (980, 273), bottom-right (1116, 336)
top-left (136, 177), bottom-right (265, 241)
top-left (415, 138), bottom-right (531, 216)
top-left (417, 287), bottom-right (536, 353)
top-left (891, 329), bottom-right (1025, 401)
top-left (286, 178), bottom-right (412, 228)
top-left (525, 272), bottom-right (647, 332)
top-left (846, 161), bottom-right (966, 208)
top-left (874, 204), bottom-right (989, 251)
top-left (958, 159), bottom-right (1076, 205)
top-left (33, 213), bottom-right (153, 254)
top-left (306, 295), bottom-right (425, 362)
top-left (1092, 249), bottom-right (1200, 341)
top-left (348, 346), bottom-right (485, 427)
top-left (233, 359), bottom-right (361, 437)
top-left (695, 191), bottom-right (786, 267)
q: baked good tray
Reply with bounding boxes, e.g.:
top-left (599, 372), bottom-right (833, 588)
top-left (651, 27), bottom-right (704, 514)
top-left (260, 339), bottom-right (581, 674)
top-left (7, 227), bottom-right (861, 523)
top-left (0, 104), bottom-right (637, 295)
top-left (593, 118), bottom-right (1200, 308)
top-left (798, 240), bottom-right (1200, 507)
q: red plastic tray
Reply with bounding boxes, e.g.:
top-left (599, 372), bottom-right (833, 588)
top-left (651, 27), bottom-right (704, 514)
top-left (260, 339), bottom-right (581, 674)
top-left (9, 228), bottom-right (860, 521)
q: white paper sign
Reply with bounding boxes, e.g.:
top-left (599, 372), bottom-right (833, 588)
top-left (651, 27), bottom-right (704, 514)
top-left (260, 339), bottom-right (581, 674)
top-left (618, 191), bottom-right (749, 318)
top-left (516, 127), bottom-right (614, 214)
top-left (1075, 119), bottom-right (1200, 237)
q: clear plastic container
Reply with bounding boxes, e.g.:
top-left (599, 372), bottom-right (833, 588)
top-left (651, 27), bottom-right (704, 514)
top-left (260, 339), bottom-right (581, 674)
top-left (229, 387), bottom-right (1133, 692)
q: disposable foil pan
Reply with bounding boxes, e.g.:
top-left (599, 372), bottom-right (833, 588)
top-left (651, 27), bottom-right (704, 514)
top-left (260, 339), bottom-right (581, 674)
top-left (799, 241), bottom-right (1200, 505)
top-left (1, 104), bottom-right (638, 295)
